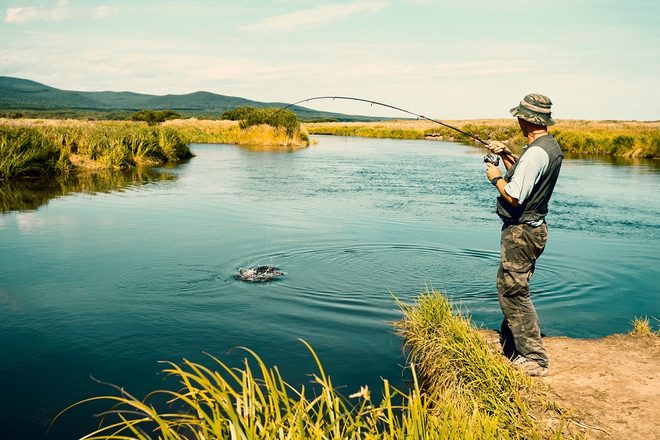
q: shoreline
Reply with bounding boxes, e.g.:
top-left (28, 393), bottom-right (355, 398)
top-left (480, 329), bottom-right (660, 439)
top-left (303, 119), bottom-right (660, 159)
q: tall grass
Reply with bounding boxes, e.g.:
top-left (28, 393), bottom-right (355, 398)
top-left (393, 292), bottom-right (559, 438)
top-left (58, 292), bottom-right (576, 439)
top-left (304, 119), bottom-right (660, 158)
top-left (0, 119), bottom-right (194, 178)
top-left (0, 126), bottom-right (68, 179)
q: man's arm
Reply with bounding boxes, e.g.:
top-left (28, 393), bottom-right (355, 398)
top-left (486, 163), bottom-right (519, 206)
top-left (486, 146), bottom-right (550, 207)
top-left (488, 141), bottom-right (517, 170)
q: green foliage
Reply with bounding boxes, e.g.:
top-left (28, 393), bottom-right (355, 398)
top-left (221, 106), bottom-right (258, 121)
top-left (0, 121), bottom-right (193, 178)
top-left (223, 106), bottom-right (301, 138)
top-left (0, 127), bottom-right (66, 179)
top-left (394, 291), bottom-right (554, 438)
top-left (131, 109), bottom-right (182, 125)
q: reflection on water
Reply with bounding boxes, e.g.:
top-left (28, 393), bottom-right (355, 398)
top-left (0, 168), bottom-right (177, 213)
top-left (562, 153), bottom-right (660, 169)
top-left (0, 137), bottom-right (658, 440)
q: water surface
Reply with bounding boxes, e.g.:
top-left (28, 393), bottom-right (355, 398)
top-left (1, 136), bottom-right (658, 439)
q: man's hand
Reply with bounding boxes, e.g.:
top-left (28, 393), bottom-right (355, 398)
top-left (487, 141), bottom-right (512, 156)
top-left (486, 163), bottom-right (501, 181)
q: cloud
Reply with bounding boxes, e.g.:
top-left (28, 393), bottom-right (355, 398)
top-left (4, 0), bottom-right (117, 24)
top-left (5, 0), bottom-right (72, 24)
top-left (241, 0), bottom-right (390, 33)
top-left (92, 5), bottom-right (118, 19)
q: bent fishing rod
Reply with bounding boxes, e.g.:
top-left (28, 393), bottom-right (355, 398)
top-left (281, 96), bottom-right (502, 165)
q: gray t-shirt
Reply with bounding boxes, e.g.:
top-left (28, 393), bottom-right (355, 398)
top-left (503, 145), bottom-right (550, 226)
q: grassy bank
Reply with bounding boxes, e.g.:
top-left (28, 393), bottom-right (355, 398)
top-left (304, 119), bottom-right (660, 158)
top-left (59, 292), bottom-right (575, 439)
top-left (0, 119), bottom-right (193, 179)
top-left (0, 118), bottom-right (310, 179)
top-left (163, 118), bottom-right (310, 149)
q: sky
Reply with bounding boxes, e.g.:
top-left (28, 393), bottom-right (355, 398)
top-left (1, 0), bottom-right (658, 120)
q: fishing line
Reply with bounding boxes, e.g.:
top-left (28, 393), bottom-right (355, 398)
top-left (282, 96), bottom-right (502, 165)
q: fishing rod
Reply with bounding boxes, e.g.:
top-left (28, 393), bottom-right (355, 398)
top-left (282, 96), bottom-right (502, 165)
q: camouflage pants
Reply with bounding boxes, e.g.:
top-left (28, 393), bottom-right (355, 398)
top-left (497, 223), bottom-right (549, 367)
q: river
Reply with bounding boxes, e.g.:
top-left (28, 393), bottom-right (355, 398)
top-left (1, 135), bottom-right (658, 439)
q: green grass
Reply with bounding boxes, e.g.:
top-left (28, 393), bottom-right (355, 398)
top-left (0, 120), bottom-right (194, 179)
top-left (0, 126), bottom-right (70, 179)
top-left (56, 292), bottom-right (576, 439)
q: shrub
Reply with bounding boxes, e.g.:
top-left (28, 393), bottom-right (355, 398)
top-left (222, 106), bottom-right (301, 138)
top-left (131, 110), bottom-right (182, 126)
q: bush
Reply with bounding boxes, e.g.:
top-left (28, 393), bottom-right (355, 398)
top-left (223, 106), bottom-right (301, 138)
top-left (131, 110), bottom-right (182, 126)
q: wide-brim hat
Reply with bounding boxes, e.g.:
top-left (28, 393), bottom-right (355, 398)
top-left (510, 93), bottom-right (556, 126)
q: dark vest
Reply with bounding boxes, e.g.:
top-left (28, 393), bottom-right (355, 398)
top-left (497, 134), bottom-right (563, 224)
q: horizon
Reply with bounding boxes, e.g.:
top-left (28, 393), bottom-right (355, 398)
top-left (1, 0), bottom-right (658, 120)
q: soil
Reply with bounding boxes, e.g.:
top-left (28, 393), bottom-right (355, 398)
top-left (541, 334), bottom-right (659, 439)
top-left (484, 331), bottom-right (660, 439)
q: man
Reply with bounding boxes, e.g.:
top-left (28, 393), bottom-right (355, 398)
top-left (485, 93), bottom-right (563, 377)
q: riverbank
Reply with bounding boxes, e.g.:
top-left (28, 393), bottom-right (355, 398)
top-left (304, 119), bottom-right (660, 158)
top-left (61, 291), bottom-right (660, 439)
top-left (0, 118), bottom-right (309, 179)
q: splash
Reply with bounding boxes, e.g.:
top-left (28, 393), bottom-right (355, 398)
top-left (234, 266), bottom-right (285, 282)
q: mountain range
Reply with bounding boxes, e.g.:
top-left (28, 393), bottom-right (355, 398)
top-left (0, 76), bottom-right (379, 121)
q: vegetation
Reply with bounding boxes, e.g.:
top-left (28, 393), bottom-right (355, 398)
top-left (0, 114), bottom-right (309, 179)
top-left (0, 119), bottom-right (193, 179)
top-left (0, 126), bottom-right (68, 179)
top-left (222, 106), bottom-right (302, 138)
top-left (629, 316), bottom-right (659, 337)
top-left (58, 292), bottom-right (577, 439)
top-left (393, 291), bottom-right (572, 439)
top-left (164, 118), bottom-right (310, 148)
top-left (131, 110), bottom-right (182, 125)
top-left (304, 119), bottom-right (660, 158)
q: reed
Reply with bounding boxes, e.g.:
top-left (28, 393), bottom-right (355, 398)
top-left (0, 126), bottom-right (68, 179)
top-left (304, 120), bottom-right (660, 158)
top-left (0, 119), bottom-right (194, 178)
top-left (58, 292), bottom-right (576, 439)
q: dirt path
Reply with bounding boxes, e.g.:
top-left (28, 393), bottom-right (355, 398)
top-left (540, 334), bottom-right (659, 439)
top-left (481, 331), bottom-right (659, 439)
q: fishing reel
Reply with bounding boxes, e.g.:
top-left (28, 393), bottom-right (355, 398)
top-left (484, 153), bottom-right (500, 166)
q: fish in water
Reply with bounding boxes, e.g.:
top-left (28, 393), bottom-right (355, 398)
top-left (234, 265), bottom-right (285, 282)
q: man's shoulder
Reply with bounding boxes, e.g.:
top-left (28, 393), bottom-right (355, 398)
top-left (520, 145), bottom-right (550, 164)
top-left (531, 134), bottom-right (562, 155)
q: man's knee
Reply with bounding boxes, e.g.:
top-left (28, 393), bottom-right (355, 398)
top-left (497, 268), bottom-right (530, 298)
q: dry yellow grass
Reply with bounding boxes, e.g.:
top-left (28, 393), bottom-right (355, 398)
top-left (304, 119), bottom-right (660, 158)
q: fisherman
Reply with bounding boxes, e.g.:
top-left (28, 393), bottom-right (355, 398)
top-left (485, 93), bottom-right (563, 377)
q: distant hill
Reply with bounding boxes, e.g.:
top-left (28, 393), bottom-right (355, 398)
top-left (0, 76), bottom-right (381, 121)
